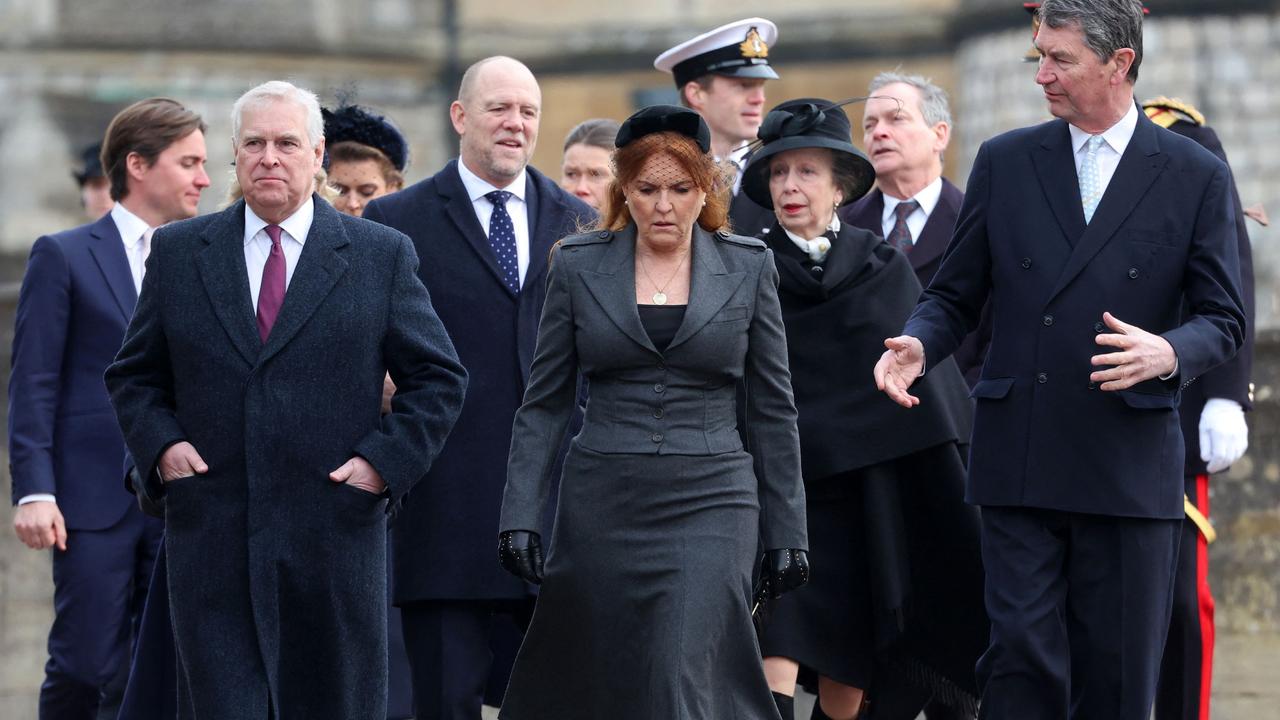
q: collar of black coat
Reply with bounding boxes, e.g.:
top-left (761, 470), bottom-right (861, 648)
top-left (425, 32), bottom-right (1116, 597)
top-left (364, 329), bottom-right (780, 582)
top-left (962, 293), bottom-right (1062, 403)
top-left (762, 222), bottom-right (884, 298)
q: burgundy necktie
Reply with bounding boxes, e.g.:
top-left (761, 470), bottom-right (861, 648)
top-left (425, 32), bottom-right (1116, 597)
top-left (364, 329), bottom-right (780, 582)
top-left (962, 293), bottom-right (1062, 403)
top-left (888, 199), bottom-right (920, 253)
top-left (257, 224), bottom-right (286, 342)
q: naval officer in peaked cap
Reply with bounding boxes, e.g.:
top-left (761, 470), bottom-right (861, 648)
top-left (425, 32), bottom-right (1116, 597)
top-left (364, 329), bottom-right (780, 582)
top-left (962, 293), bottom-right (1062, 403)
top-left (656, 17), bottom-right (780, 236)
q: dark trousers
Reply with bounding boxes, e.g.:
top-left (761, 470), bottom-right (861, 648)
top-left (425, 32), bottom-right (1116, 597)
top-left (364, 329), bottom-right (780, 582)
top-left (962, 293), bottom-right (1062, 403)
top-left (975, 506), bottom-right (1180, 720)
top-left (40, 506), bottom-right (163, 720)
top-left (400, 599), bottom-right (531, 720)
top-left (1155, 474), bottom-right (1215, 720)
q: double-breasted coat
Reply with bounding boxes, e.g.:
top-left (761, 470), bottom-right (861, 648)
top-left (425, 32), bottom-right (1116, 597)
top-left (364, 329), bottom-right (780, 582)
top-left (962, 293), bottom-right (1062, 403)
top-left (105, 197), bottom-right (467, 719)
top-left (363, 162), bottom-right (592, 603)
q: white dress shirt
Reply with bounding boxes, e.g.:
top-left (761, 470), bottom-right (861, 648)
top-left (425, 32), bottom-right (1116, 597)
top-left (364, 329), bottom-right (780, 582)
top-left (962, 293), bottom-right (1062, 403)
top-left (727, 143), bottom-right (752, 195)
top-left (880, 176), bottom-right (944, 245)
top-left (1068, 101), bottom-right (1139, 201)
top-left (244, 198), bottom-right (312, 309)
top-left (111, 202), bottom-right (152, 294)
top-left (457, 159), bottom-right (530, 287)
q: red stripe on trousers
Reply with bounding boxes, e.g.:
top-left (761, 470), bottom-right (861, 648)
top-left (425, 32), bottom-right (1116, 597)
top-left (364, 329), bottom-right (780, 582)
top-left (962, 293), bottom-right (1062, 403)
top-left (1194, 473), bottom-right (1215, 720)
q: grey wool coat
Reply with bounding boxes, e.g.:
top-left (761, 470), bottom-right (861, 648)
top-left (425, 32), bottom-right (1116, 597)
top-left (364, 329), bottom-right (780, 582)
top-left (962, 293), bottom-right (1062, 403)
top-left (500, 224), bottom-right (807, 552)
top-left (105, 197), bottom-right (467, 719)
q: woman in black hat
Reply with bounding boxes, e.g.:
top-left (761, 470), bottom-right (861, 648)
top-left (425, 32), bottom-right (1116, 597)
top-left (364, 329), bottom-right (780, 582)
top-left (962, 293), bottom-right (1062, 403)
top-left (742, 100), bottom-right (987, 720)
top-left (495, 105), bottom-right (809, 720)
top-left (322, 103), bottom-right (409, 218)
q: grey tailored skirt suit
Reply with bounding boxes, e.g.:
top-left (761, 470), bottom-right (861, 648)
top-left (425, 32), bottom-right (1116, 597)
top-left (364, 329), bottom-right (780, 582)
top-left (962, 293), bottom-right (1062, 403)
top-left (498, 223), bottom-right (807, 719)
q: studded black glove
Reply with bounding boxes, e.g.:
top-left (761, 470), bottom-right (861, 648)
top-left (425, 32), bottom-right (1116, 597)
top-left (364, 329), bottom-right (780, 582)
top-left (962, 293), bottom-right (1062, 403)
top-left (757, 548), bottom-right (810, 602)
top-left (498, 530), bottom-right (544, 585)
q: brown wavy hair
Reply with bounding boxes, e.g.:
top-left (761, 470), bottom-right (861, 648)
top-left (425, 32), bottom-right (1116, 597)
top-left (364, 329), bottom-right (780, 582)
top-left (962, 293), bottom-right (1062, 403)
top-left (598, 130), bottom-right (731, 233)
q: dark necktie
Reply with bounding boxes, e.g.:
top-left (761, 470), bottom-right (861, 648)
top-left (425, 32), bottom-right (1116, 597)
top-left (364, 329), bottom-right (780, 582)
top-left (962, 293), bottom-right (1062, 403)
top-left (257, 224), bottom-right (286, 342)
top-left (888, 199), bottom-right (920, 253)
top-left (485, 190), bottom-right (520, 292)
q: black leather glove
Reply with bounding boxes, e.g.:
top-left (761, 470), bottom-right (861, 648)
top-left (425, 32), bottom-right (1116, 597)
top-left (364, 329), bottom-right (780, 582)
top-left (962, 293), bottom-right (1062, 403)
top-left (757, 548), bottom-right (810, 602)
top-left (498, 530), bottom-right (544, 585)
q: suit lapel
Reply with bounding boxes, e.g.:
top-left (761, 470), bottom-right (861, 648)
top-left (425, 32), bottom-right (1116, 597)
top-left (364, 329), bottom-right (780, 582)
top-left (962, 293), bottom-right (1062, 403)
top-left (1032, 120), bottom-right (1088, 249)
top-left (195, 201), bottom-right (261, 366)
top-left (840, 189), bottom-right (885, 237)
top-left (579, 225), bottom-right (658, 354)
top-left (909, 181), bottom-right (959, 273)
top-left (86, 213), bottom-right (137, 321)
top-left (441, 161), bottom-right (518, 299)
top-left (258, 197), bottom-right (350, 365)
top-left (524, 170), bottom-right (562, 289)
top-left (667, 227), bottom-right (747, 352)
top-left (1046, 113), bottom-right (1168, 305)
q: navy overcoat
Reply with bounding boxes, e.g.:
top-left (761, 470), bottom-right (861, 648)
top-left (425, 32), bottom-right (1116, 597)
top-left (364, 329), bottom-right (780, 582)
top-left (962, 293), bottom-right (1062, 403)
top-left (364, 161), bottom-right (592, 602)
top-left (105, 197), bottom-right (467, 719)
top-left (904, 110), bottom-right (1246, 520)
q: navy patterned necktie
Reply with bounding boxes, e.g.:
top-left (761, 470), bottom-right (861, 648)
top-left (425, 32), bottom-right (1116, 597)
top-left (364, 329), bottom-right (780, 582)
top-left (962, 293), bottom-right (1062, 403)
top-left (889, 199), bottom-right (920, 253)
top-left (485, 190), bottom-right (520, 292)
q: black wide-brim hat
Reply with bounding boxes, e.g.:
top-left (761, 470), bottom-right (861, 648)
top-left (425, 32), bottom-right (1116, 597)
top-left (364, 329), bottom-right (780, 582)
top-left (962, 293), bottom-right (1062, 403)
top-left (741, 98), bottom-right (876, 210)
top-left (615, 105), bottom-right (712, 153)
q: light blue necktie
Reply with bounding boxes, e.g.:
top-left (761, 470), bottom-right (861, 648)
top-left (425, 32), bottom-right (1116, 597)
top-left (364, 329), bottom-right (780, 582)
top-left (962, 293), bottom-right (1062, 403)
top-left (1079, 135), bottom-right (1106, 224)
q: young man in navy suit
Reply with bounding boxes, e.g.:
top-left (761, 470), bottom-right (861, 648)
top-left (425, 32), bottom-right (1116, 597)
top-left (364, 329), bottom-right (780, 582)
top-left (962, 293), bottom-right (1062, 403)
top-left (363, 56), bottom-right (592, 720)
top-left (843, 72), bottom-right (989, 387)
top-left (875, 1), bottom-right (1245, 718)
top-left (9, 97), bottom-right (209, 720)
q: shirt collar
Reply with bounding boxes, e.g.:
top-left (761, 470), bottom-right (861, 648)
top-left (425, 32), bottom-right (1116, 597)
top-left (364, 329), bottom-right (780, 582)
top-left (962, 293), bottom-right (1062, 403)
top-left (1069, 101), bottom-right (1139, 156)
top-left (244, 196), bottom-right (314, 246)
top-left (781, 213), bottom-right (841, 246)
top-left (882, 176), bottom-right (943, 220)
top-left (457, 157), bottom-right (527, 203)
top-left (111, 202), bottom-right (152, 248)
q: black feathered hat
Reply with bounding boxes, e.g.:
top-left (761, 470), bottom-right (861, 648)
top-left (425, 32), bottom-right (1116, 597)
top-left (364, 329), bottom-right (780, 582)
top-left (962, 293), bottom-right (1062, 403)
top-left (322, 104), bottom-right (409, 171)
top-left (615, 105), bottom-right (711, 153)
top-left (741, 98), bottom-right (876, 209)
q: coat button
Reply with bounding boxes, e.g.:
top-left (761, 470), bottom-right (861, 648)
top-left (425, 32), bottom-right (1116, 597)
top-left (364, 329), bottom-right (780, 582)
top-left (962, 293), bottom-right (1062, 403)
top-left (1043, 315), bottom-right (1054, 327)
top-left (651, 433), bottom-right (663, 443)
top-left (810, 265), bottom-right (824, 277)
top-left (657, 362), bottom-right (666, 371)
top-left (653, 383), bottom-right (665, 393)
top-left (1037, 372), bottom-right (1048, 384)
top-left (597, 231), bottom-right (609, 239)
top-left (653, 407), bottom-right (664, 419)
top-left (1021, 258), bottom-right (1032, 269)
top-left (1094, 321), bottom-right (1105, 333)
top-left (1128, 267), bottom-right (1139, 279)
top-left (1088, 381), bottom-right (1098, 390)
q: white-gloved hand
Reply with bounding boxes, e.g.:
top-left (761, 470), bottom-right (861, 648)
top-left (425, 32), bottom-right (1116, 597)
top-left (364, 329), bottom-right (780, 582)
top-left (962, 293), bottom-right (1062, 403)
top-left (1199, 398), bottom-right (1248, 473)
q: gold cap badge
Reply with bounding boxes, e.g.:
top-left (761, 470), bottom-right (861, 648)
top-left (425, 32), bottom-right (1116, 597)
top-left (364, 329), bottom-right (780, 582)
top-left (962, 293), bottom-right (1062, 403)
top-left (740, 27), bottom-right (769, 59)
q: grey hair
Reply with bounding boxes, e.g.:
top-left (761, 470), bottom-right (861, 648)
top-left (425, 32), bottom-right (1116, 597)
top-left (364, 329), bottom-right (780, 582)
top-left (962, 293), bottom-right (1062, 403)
top-left (231, 80), bottom-right (325, 147)
top-left (867, 71), bottom-right (952, 130)
top-left (1038, 0), bottom-right (1144, 82)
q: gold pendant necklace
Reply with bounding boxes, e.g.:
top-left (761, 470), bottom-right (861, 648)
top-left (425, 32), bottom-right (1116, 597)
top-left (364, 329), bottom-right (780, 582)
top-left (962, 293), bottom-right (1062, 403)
top-left (638, 248), bottom-right (688, 305)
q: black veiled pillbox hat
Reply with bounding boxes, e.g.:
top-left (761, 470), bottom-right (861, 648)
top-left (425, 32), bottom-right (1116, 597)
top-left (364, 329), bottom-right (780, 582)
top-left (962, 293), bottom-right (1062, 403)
top-left (615, 105), bottom-right (712, 154)
top-left (741, 98), bottom-right (876, 210)
top-left (322, 104), bottom-right (409, 171)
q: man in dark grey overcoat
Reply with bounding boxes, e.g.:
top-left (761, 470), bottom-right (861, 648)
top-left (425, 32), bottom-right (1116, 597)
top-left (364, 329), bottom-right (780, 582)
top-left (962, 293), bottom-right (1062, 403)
top-left (105, 80), bottom-right (468, 719)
